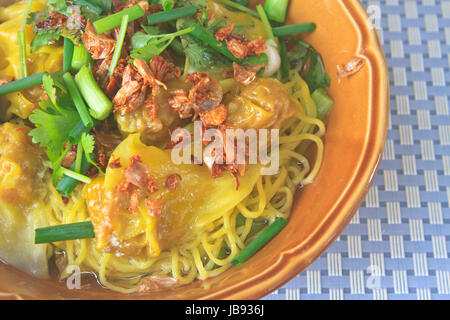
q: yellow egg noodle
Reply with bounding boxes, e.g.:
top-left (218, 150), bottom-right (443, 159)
top-left (0, 0), bottom-right (326, 293)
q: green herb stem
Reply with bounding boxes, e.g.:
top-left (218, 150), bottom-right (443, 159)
top-left (108, 14), bottom-right (129, 77)
top-left (231, 217), bottom-right (288, 266)
top-left (219, 0), bottom-right (258, 17)
top-left (256, 4), bottom-right (274, 40)
top-left (74, 66), bottom-right (113, 120)
top-left (62, 72), bottom-right (94, 128)
top-left (61, 167), bottom-right (92, 184)
top-left (273, 23), bottom-right (316, 37)
top-left (35, 221), bottom-right (95, 244)
top-left (93, 4), bottom-right (144, 34)
top-left (147, 5), bottom-right (197, 25)
top-left (0, 72), bottom-right (47, 96)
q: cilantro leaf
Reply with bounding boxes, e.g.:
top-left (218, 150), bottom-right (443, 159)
top-left (182, 34), bottom-right (229, 70)
top-left (141, 25), bottom-right (161, 36)
top-left (130, 27), bottom-right (194, 62)
top-left (30, 27), bottom-right (83, 53)
top-left (131, 26), bottom-right (162, 50)
top-left (27, 9), bottom-right (49, 25)
top-left (28, 2), bottom-right (84, 52)
top-left (131, 32), bottom-right (156, 51)
top-left (29, 107), bottom-right (80, 161)
top-left (28, 73), bottom-right (82, 183)
top-left (30, 31), bottom-right (59, 53)
top-left (81, 132), bottom-right (103, 174)
top-left (42, 72), bottom-right (67, 111)
top-left (131, 38), bottom-right (174, 62)
top-left (80, 132), bottom-right (95, 154)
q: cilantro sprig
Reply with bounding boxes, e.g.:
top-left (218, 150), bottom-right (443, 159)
top-left (28, 73), bottom-right (98, 194)
top-left (27, 0), bottom-right (104, 52)
top-left (130, 26), bottom-right (195, 62)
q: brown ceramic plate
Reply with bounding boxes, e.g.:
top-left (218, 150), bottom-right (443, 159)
top-left (0, 0), bottom-right (389, 299)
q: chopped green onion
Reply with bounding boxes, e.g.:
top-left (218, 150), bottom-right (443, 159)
top-left (71, 44), bottom-right (92, 70)
top-left (147, 6), bottom-right (198, 25)
top-left (75, 66), bottom-right (113, 120)
top-left (273, 23), bottom-right (316, 37)
top-left (231, 217), bottom-right (288, 266)
top-left (264, 0), bottom-right (289, 23)
top-left (219, 0), bottom-right (258, 18)
top-left (279, 36), bottom-right (288, 81)
top-left (256, 4), bottom-right (274, 40)
top-left (0, 72), bottom-right (47, 96)
top-left (311, 88), bottom-right (334, 120)
top-left (108, 14), bottom-right (129, 77)
top-left (56, 153), bottom-right (92, 196)
top-left (18, 0), bottom-right (33, 79)
top-left (61, 167), bottom-right (92, 184)
top-left (74, 141), bottom-right (83, 173)
top-left (73, 0), bottom-right (103, 15)
top-left (93, 4), bottom-right (144, 34)
top-left (189, 24), bottom-right (242, 63)
top-left (35, 221), bottom-right (95, 244)
top-left (62, 72), bottom-right (94, 128)
top-left (63, 38), bottom-right (75, 72)
top-left (68, 119), bottom-right (97, 145)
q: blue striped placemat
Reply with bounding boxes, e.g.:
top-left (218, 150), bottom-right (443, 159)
top-left (264, 0), bottom-right (450, 300)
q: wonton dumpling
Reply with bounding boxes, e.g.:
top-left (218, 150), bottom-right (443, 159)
top-left (0, 123), bottom-right (51, 279)
top-left (84, 134), bottom-right (260, 257)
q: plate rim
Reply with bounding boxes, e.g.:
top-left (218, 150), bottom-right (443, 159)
top-left (200, 0), bottom-right (390, 300)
